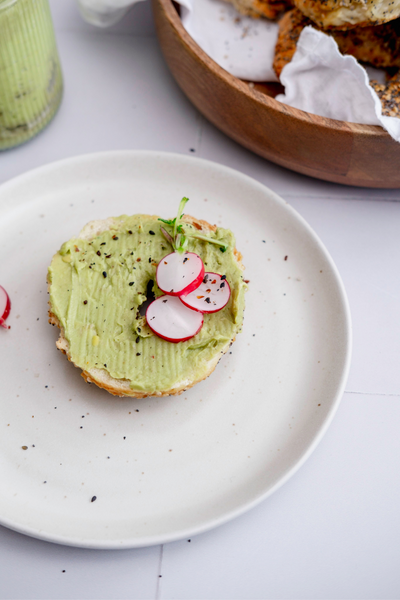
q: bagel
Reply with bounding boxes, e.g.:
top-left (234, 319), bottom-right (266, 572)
top-left (273, 8), bottom-right (400, 78)
top-left (293, 0), bottom-right (400, 29)
top-left (370, 71), bottom-right (400, 117)
top-left (47, 214), bottom-right (246, 398)
top-left (223, 0), bottom-right (293, 20)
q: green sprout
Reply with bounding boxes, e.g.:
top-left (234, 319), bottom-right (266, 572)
top-left (159, 197), bottom-right (228, 254)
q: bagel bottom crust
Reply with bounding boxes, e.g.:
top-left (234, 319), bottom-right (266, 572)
top-left (49, 306), bottom-right (234, 398)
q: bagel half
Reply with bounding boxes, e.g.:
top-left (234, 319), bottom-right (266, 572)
top-left (48, 214), bottom-right (246, 399)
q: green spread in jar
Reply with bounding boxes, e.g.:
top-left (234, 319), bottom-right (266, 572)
top-left (0, 0), bottom-right (63, 149)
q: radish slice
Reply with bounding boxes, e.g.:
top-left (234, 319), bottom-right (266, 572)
top-left (180, 273), bottom-right (231, 314)
top-left (156, 252), bottom-right (205, 297)
top-left (0, 285), bottom-right (11, 329)
top-left (146, 295), bottom-right (203, 343)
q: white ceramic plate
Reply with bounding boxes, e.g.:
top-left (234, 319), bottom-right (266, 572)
top-left (0, 151), bottom-right (351, 548)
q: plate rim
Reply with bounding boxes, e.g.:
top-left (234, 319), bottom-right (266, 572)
top-left (0, 150), bottom-right (352, 548)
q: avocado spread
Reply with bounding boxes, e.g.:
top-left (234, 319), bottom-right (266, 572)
top-left (48, 215), bottom-right (246, 394)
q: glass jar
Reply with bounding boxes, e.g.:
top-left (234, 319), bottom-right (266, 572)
top-left (0, 0), bottom-right (63, 150)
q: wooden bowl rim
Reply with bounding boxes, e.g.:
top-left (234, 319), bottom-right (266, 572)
top-left (160, 0), bottom-right (389, 139)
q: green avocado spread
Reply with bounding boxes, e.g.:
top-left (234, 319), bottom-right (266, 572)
top-left (48, 215), bottom-right (246, 394)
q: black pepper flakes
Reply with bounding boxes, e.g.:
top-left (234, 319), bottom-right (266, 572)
top-left (136, 337), bottom-right (140, 343)
top-left (136, 353), bottom-right (141, 356)
top-left (102, 271), bottom-right (107, 278)
top-left (83, 300), bottom-right (88, 305)
top-left (205, 297), bottom-right (211, 304)
top-left (96, 250), bottom-right (101, 256)
top-left (149, 230), bottom-right (155, 235)
top-left (129, 282), bottom-right (134, 286)
top-left (91, 496), bottom-right (97, 502)
top-left (221, 275), bottom-right (226, 280)
top-left (112, 235), bottom-right (118, 240)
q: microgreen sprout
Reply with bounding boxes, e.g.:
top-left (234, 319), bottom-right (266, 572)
top-left (158, 197), bottom-right (228, 254)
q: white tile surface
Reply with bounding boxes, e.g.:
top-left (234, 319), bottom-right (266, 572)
top-left (285, 196), bottom-right (400, 395)
top-left (0, 526), bottom-right (161, 599)
top-left (0, 0), bottom-right (399, 598)
top-left (0, 32), bottom-right (198, 184)
top-left (160, 393), bottom-right (400, 600)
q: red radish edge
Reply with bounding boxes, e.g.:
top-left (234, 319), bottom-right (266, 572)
top-left (146, 295), bottom-right (203, 343)
top-left (156, 251), bottom-right (205, 297)
top-left (180, 272), bottom-right (231, 314)
top-left (0, 285), bottom-right (11, 330)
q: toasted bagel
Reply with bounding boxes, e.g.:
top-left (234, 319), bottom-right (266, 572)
top-left (370, 70), bottom-right (400, 117)
top-left (223, 0), bottom-right (293, 20)
top-left (273, 9), bottom-right (400, 79)
top-left (293, 0), bottom-right (400, 29)
top-left (48, 214), bottom-right (245, 399)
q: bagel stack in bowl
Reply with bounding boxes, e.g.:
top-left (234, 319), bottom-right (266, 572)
top-left (272, 1), bottom-right (400, 116)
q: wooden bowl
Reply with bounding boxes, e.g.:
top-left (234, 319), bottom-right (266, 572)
top-left (152, 0), bottom-right (400, 188)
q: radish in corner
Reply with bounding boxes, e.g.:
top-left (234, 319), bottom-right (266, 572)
top-left (180, 273), bottom-right (231, 314)
top-left (0, 285), bottom-right (11, 330)
top-left (146, 295), bottom-right (203, 343)
top-left (156, 251), bottom-right (204, 297)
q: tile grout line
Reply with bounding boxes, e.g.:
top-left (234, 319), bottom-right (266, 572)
top-left (155, 544), bottom-right (164, 600)
top-left (280, 194), bottom-right (400, 203)
top-left (345, 390), bottom-right (400, 397)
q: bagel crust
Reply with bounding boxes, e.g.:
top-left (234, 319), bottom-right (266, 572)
top-left (293, 0), bottom-right (400, 29)
top-left (370, 71), bottom-right (400, 117)
top-left (48, 214), bottom-right (245, 399)
top-left (273, 9), bottom-right (400, 79)
top-left (223, 0), bottom-right (293, 20)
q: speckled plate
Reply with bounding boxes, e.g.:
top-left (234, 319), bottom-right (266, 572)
top-left (0, 151), bottom-right (351, 548)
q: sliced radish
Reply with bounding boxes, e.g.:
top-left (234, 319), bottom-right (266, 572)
top-left (0, 285), bottom-right (11, 330)
top-left (156, 251), bottom-right (204, 297)
top-left (180, 272), bottom-right (231, 314)
top-left (146, 295), bottom-right (203, 343)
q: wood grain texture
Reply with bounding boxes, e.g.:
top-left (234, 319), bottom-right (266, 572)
top-left (152, 0), bottom-right (400, 188)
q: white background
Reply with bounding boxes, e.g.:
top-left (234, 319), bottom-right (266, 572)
top-left (0, 1), bottom-right (399, 598)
